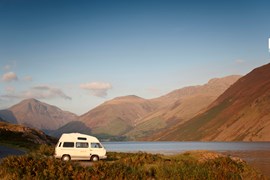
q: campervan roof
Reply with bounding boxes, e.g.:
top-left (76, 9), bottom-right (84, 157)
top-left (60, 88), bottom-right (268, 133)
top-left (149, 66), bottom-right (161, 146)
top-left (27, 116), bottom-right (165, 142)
top-left (59, 133), bottom-right (100, 143)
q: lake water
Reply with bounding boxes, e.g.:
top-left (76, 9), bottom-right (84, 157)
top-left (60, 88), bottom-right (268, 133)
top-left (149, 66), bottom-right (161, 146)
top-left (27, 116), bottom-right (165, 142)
top-left (102, 141), bottom-right (270, 154)
top-left (102, 142), bottom-right (270, 177)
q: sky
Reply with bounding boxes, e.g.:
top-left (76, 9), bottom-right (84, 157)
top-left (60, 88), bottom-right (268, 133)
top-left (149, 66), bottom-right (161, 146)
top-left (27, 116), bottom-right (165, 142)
top-left (0, 0), bottom-right (270, 115)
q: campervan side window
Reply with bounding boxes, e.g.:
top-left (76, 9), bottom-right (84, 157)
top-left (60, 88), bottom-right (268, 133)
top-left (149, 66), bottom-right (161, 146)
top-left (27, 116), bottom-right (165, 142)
top-left (91, 143), bottom-right (102, 148)
top-left (63, 142), bottom-right (74, 148)
top-left (58, 142), bottom-right (62, 147)
top-left (78, 137), bottom-right (87, 140)
top-left (76, 142), bottom-right (89, 148)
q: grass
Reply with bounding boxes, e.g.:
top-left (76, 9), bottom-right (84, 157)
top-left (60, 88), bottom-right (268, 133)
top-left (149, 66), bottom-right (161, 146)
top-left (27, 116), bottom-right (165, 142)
top-left (0, 145), bottom-right (266, 180)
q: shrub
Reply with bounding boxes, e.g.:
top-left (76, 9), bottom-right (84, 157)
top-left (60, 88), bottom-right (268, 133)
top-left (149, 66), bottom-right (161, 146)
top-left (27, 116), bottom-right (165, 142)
top-left (33, 144), bottom-right (55, 156)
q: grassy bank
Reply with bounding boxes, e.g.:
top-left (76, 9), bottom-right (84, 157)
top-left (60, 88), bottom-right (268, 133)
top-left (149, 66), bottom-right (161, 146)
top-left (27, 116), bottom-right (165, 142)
top-left (0, 145), bottom-right (266, 179)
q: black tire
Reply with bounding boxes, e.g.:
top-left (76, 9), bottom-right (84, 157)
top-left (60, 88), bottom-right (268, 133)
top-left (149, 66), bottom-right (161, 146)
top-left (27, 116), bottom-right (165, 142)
top-left (90, 155), bottom-right (99, 162)
top-left (62, 155), bottom-right (71, 161)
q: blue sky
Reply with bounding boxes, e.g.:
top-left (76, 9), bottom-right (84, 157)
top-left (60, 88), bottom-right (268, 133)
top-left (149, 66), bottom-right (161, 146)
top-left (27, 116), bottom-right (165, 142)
top-left (0, 0), bottom-right (270, 115)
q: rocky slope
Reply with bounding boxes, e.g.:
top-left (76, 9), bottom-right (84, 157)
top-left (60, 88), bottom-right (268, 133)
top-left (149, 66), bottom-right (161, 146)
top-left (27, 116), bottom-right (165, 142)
top-left (154, 63), bottom-right (270, 141)
top-left (0, 99), bottom-right (78, 130)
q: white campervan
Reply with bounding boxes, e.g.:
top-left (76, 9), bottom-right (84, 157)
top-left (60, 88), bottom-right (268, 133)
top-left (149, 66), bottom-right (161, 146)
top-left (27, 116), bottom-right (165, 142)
top-left (54, 133), bottom-right (107, 161)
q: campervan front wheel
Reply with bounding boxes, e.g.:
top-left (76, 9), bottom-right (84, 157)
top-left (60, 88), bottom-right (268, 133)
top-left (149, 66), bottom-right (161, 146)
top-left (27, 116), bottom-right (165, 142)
top-left (91, 155), bottom-right (99, 162)
top-left (62, 155), bottom-right (71, 161)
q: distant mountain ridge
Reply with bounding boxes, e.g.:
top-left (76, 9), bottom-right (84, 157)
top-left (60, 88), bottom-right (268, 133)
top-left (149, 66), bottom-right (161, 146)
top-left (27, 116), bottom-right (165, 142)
top-left (0, 75), bottom-right (241, 140)
top-left (72, 75), bottom-right (240, 139)
top-left (153, 63), bottom-right (270, 141)
top-left (0, 99), bottom-right (78, 131)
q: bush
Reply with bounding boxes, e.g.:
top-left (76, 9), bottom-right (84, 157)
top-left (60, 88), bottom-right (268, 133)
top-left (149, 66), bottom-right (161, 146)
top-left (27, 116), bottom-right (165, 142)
top-left (33, 144), bottom-right (55, 156)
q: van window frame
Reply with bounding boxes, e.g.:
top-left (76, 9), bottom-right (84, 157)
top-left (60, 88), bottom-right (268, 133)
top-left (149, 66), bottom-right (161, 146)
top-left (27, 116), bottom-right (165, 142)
top-left (63, 142), bottom-right (75, 148)
top-left (91, 142), bottom-right (102, 148)
top-left (76, 142), bottom-right (89, 148)
top-left (77, 137), bottom-right (87, 140)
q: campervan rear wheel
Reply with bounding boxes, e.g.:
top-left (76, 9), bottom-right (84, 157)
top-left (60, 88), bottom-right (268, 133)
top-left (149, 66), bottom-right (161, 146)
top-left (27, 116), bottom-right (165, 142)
top-left (91, 155), bottom-right (99, 162)
top-left (62, 155), bottom-right (71, 161)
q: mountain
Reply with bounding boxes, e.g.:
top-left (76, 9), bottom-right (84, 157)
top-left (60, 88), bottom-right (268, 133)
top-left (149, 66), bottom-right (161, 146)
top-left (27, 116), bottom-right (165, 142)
top-left (154, 63), bottom-right (270, 141)
top-left (79, 95), bottom-right (158, 136)
top-left (152, 75), bottom-right (241, 108)
top-left (76, 75), bottom-right (240, 139)
top-left (0, 75), bottom-right (242, 140)
top-left (0, 121), bottom-right (56, 148)
top-left (126, 75), bottom-right (241, 139)
top-left (0, 99), bottom-right (78, 130)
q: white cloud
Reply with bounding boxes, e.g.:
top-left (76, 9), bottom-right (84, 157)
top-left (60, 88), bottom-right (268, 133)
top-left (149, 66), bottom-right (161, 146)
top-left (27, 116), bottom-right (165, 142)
top-left (0, 94), bottom-right (20, 100)
top-left (28, 85), bottom-right (72, 100)
top-left (0, 85), bottom-right (71, 101)
top-left (1, 72), bottom-right (18, 82)
top-left (80, 82), bottom-right (112, 97)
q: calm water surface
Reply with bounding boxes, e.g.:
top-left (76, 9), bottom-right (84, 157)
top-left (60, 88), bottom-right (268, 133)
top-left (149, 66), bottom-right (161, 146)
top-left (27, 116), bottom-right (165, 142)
top-left (102, 141), bottom-right (270, 154)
